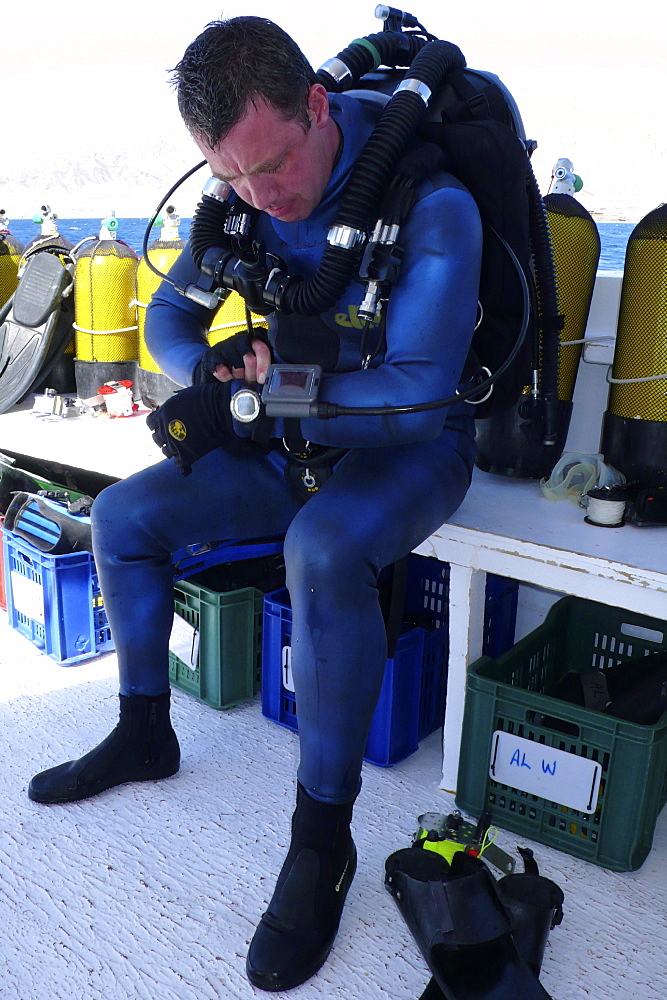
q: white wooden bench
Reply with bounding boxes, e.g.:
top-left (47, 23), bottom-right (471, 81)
top-left (416, 467), bottom-right (667, 789)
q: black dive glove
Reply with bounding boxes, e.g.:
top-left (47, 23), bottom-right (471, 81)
top-left (146, 381), bottom-right (248, 476)
top-left (193, 330), bottom-right (271, 384)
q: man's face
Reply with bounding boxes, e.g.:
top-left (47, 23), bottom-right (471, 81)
top-left (195, 85), bottom-right (338, 223)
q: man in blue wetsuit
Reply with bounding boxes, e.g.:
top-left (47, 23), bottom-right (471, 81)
top-left (29, 16), bottom-right (482, 992)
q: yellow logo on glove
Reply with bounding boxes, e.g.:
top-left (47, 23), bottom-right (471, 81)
top-left (168, 419), bottom-right (187, 441)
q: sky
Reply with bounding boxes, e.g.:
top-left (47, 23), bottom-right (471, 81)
top-left (2, 0), bottom-right (665, 220)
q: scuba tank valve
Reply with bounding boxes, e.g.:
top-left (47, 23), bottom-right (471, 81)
top-left (99, 212), bottom-right (119, 241)
top-left (156, 205), bottom-right (181, 241)
top-left (549, 158), bottom-right (583, 197)
top-left (32, 205), bottom-right (60, 238)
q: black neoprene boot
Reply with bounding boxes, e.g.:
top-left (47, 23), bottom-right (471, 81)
top-left (28, 692), bottom-right (180, 804)
top-left (246, 782), bottom-right (357, 992)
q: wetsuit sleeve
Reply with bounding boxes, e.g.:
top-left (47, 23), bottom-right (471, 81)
top-left (298, 183), bottom-right (482, 448)
top-left (144, 247), bottom-right (216, 387)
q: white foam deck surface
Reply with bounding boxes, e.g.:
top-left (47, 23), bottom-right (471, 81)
top-left (1, 612), bottom-right (666, 1000)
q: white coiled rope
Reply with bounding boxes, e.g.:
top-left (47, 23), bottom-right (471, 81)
top-left (585, 490), bottom-right (627, 527)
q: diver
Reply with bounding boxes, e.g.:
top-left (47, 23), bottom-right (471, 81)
top-left (28, 16), bottom-right (482, 992)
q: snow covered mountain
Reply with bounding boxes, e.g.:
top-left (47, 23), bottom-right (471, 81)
top-left (2, 65), bottom-right (664, 223)
top-left (1, 141), bottom-right (206, 220)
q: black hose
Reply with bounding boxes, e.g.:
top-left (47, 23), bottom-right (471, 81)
top-left (189, 197), bottom-right (232, 269)
top-left (142, 158), bottom-right (207, 285)
top-left (282, 39), bottom-right (466, 315)
top-left (333, 39), bottom-right (465, 232)
top-left (316, 31), bottom-right (426, 91)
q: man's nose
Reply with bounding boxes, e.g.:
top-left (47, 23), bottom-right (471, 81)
top-left (240, 176), bottom-right (279, 212)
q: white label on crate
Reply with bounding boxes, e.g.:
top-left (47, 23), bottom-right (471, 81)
top-left (489, 731), bottom-right (602, 815)
top-left (10, 571), bottom-right (45, 625)
top-left (169, 613), bottom-right (200, 670)
top-left (282, 644), bottom-right (295, 693)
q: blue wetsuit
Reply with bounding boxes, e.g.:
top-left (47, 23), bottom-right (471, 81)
top-left (91, 93), bottom-right (482, 803)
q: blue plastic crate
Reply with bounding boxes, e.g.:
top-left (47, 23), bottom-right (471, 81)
top-left (2, 527), bottom-right (114, 665)
top-left (483, 575), bottom-right (519, 659)
top-left (261, 554), bottom-right (450, 767)
top-left (0, 516), bottom-right (6, 611)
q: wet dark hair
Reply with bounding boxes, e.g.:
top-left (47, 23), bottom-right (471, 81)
top-left (172, 16), bottom-right (318, 148)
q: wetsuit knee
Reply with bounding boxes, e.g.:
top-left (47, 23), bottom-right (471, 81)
top-left (284, 505), bottom-right (379, 600)
top-left (92, 476), bottom-right (170, 559)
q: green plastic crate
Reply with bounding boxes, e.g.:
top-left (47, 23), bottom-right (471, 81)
top-left (456, 596), bottom-right (667, 871)
top-left (168, 578), bottom-right (263, 709)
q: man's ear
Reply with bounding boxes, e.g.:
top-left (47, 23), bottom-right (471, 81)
top-left (307, 84), bottom-right (330, 128)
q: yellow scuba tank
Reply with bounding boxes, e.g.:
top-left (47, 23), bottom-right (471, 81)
top-left (136, 205), bottom-right (267, 407)
top-left (73, 213), bottom-right (139, 398)
top-left (23, 205), bottom-right (74, 255)
top-left (543, 161), bottom-right (601, 404)
top-left (208, 289), bottom-right (265, 347)
top-left (601, 203), bottom-right (667, 488)
top-left (475, 159), bottom-right (600, 478)
top-left (0, 211), bottom-right (25, 308)
top-left (137, 206), bottom-right (184, 372)
top-left (136, 206), bottom-right (187, 407)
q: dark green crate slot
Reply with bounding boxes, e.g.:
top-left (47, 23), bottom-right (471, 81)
top-left (169, 579), bottom-right (263, 710)
top-left (456, 596), bottom-right (667, 871)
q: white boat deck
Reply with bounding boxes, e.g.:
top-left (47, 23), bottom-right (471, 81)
top-left (1, 609), bottom-right (666, 1000)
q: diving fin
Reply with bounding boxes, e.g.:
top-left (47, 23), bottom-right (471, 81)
top-left (495, 847), bottom-right (564, 977)
top-left (0, 250), bottom-right (75, 414)
top-left (416, 846), bottom-right (564, 1000)
top-left (385, 847), bottom-right (553, 1000)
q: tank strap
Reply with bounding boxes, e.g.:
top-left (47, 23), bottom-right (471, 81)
top-left (73, 323), bottom-right (138, 335)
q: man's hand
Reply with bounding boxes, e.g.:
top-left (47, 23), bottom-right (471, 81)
top-left (146, 381), bottom-right (239, 475)
top-left (195, 332), bottom-right (272, 385)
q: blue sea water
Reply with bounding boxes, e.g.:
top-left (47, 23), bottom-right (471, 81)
top-left (596, 222), bottom-right (635, 272)
top-left (5, 217), bottom-right (634, 271)
top-left (5, 217), bottom-right (193, 258)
